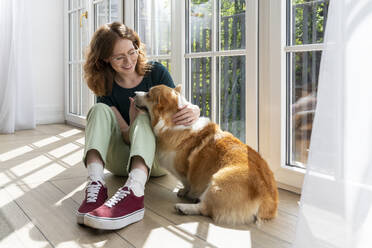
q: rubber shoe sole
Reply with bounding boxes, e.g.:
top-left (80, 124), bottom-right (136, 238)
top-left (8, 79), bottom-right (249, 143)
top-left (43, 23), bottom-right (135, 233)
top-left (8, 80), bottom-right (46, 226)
top-left (84, 208), bottom-right (145, 230)
top-left (76, 211), bottom-right (86, 224)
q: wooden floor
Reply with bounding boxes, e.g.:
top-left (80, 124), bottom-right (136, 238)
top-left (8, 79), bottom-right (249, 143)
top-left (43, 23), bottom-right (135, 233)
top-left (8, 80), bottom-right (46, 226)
top-left (0, 124), bottom-right (300, 248)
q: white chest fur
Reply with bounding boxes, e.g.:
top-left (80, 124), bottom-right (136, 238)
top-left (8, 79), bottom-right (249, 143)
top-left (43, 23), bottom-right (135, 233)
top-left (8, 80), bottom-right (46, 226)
top-left (156, 150), bottom-right (186, 183)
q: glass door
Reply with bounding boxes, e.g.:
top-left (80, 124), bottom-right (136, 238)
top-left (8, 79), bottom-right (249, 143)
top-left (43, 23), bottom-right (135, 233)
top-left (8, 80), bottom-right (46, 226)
top-left (65, 0), bottom-right (122, 127)
top-left (258, 0), bottom-right (329, 191)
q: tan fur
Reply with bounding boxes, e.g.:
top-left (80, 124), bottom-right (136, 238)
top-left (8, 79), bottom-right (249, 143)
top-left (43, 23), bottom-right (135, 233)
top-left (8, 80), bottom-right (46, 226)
top-left (135, 85), bottom-right (279, 225)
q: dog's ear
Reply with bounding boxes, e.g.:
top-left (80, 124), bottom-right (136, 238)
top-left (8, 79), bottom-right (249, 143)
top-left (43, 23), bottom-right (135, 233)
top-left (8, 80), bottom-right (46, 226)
top-left (175, 84), bottom-right (182, 93)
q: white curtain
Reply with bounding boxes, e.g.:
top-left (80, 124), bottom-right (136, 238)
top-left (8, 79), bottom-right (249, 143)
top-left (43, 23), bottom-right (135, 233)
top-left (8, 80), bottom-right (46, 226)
top-left (293, 0), bottom-right (372, 247)
top-left (0, 0), bottom-right (35, 133)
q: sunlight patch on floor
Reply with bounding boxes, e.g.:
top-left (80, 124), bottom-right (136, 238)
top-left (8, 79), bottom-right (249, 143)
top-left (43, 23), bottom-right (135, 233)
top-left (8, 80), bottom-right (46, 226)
top-left (0, 173), bottom-right (12, 188)
top-left (58, 129), bottom-right (82, 138)
top-left (55, 182), bottom-right (86, 207)
top-left (32, 136), bottom-right (61, 148)
top-left (179, 222), bottom-right (251, 248)
top-left (0, 222), bottom-right (50, 248)
top-left (0, 145), bottom-right (33, 162)
top-left (10, 155), bottom-right (51, 177)
top-left (75, 137), bottom-right (85, 145)
top-left (48, 143), bottom-right (80, 158)
top-left (57, 240), bottom-right (107, 248)
top-left (61, 149), bottom-right (84, 167)
top-left (20, 163), bottom-right (67, 188)
top-left (143, 226), bottom-right (195, 248)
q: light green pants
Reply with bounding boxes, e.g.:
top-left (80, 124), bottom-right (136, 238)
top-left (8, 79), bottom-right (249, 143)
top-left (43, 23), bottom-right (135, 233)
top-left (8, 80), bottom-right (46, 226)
top-left (83, 103), bottom-right (166, 177)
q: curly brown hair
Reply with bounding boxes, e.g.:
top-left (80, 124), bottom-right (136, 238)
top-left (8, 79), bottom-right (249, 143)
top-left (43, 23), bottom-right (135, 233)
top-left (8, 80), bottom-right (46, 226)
top-left (83, 22), bottom-right (151, 96)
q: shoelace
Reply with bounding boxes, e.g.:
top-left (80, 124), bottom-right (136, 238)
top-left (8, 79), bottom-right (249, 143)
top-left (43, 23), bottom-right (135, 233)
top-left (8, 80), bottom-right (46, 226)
top-left (86, 181), bottom-right (102, 203)
top-left (105, 187), bottom-right (130, 208)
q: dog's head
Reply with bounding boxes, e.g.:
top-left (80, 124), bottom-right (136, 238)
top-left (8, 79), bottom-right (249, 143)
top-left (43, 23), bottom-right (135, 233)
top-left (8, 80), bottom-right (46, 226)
top-left (135, 85), bottom-right (188, 131)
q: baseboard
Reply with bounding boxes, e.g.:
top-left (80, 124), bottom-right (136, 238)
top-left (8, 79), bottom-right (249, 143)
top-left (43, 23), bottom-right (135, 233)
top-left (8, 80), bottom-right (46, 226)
top-left (35, 105), bottom-right (64, 124)
top-left (277, 182), bottom-right (302, 195)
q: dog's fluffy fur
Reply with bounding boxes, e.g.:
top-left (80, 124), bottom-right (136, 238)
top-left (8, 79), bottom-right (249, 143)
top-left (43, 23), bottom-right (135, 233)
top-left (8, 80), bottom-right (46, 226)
top-left (135, 85), bottom-right (278, 225)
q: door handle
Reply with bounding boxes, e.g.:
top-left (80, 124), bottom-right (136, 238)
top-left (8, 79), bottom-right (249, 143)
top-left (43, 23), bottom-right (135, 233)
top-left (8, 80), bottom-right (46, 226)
top-left (80, 11), bottom-right (88, 27)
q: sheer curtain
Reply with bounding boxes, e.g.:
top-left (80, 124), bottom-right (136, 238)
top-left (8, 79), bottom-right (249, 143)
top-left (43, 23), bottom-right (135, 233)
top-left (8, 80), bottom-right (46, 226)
top-left (293, 0), bottom-right (372, 247)
top-left (0, 0), bottom-right (35, 133)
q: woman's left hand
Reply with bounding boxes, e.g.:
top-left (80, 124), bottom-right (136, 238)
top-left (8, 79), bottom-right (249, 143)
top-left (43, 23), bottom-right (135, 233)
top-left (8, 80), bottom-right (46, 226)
top-left (129, 97), bottom-right (143, 125)
top-left (172, 104), bottom-right (200, 126)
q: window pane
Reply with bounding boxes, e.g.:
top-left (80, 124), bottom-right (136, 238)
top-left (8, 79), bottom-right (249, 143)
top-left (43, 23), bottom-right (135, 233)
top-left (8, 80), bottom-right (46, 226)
top-left (94, 1), bottom-right (120, 30)
top-left (291, 0), bottom-right (330, 45)
top-left (81, 12), bottom-right (88, 60)
top-left (191, 57), bottom-right (212, 118)
top-left (138, 0), bottom-right (171, 56)
top-left (69, 64), bottom-right (73, 113)
top-left (69, 13), bottom-right (73, 61)
top-left (109, 0), bottom-right (120, 22)
top-left (156, 59), bottom-right (171, 73)
top-left (289, 51), bottom-right (321, 167)
top-left (71, 12), bottom-right (80, 61)
top-left (70, 63), bottom-right (80, 115)
top-left (220, 0), bottom-right (246, 50)
top-left (190, 0), bottom-right (212, 52)
top-left (220, 56), bottom-right (245, 142)
top-left (94, 2), bottom-right (108, 30)
top-left (81, 64), bottom-right (91, 116)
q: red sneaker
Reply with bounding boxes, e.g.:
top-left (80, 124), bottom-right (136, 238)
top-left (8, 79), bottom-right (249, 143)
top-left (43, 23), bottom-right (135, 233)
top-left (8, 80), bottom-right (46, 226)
top-left (76, 180), bottom-right (107, 224)
top-left (84, 187), bottom-right (144, 230)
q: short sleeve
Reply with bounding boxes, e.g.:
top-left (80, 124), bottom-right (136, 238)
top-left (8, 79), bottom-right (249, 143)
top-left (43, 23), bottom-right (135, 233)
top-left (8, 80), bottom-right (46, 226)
top-left (152, 62), bottom-right (175, 88)
top-left (97, 96), bottom-right (114, 106)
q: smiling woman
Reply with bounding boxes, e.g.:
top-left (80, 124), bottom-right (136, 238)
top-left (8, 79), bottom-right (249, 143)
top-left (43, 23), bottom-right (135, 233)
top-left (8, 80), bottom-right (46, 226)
top-left (77, 22), bottom-right (200, 230)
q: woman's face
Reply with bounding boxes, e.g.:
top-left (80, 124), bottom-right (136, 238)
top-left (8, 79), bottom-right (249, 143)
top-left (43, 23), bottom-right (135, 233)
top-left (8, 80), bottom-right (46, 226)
top-left (109, 38), bottom-right (139, 76)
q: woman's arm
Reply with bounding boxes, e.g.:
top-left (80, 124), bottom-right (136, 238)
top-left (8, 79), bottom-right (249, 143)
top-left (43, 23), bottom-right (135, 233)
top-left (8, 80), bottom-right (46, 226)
top-left (111, 106), bottom-right (130, 144)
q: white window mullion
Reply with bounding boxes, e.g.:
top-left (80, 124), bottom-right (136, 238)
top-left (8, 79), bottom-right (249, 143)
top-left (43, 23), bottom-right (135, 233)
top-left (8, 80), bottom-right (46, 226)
top-left (284, 44), bottom-right (324, 52)
top-left (171, 0), bottom-right (185, 91)
top-left (245, 0), bottom-right (259, 150)
top-left (184, 49), bottom-right (246, 58)
top-left (124, 0), bottom-right (135, 29)
top-left (211, 0), bottom-right (217, 123)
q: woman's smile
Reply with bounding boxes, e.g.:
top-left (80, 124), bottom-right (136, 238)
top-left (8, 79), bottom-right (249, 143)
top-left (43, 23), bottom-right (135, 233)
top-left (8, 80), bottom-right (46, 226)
top-left (121, 64), bottom-right (134, 70)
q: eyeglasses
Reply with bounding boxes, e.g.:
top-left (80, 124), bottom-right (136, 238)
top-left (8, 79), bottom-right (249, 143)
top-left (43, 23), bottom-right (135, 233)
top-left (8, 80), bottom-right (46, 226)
top-left (110, 50), bottom-right (138, 63)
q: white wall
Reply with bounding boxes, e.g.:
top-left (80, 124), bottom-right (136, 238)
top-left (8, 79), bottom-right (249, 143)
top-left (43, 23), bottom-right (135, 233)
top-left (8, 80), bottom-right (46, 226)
top-left (30, 0), bottom-right (64, 124)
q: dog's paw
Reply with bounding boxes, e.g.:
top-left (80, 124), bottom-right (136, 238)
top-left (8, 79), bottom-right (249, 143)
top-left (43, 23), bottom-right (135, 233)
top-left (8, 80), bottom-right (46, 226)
top-left (174, 203), bottom-right (201, 215)
top-left (175, 204), bottom-right (187, 215)
top-left (177, 188), bottom-right (189, 198)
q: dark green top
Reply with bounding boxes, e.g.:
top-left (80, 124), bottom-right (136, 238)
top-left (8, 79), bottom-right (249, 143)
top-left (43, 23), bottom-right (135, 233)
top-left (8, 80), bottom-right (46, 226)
top-left (97, 61), bottom-right (175, 124)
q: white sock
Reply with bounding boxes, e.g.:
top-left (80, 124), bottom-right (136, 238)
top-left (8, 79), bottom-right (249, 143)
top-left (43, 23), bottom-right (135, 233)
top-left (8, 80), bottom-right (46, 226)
top-left (87, 162), bottom-right (105, 184)
top-left (124, 168), bottom-right (147, 196)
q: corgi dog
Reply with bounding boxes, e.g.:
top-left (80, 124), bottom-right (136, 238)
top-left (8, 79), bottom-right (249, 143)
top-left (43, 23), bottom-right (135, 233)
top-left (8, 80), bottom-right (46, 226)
top-left (135, 85), bottom-right (278, 225)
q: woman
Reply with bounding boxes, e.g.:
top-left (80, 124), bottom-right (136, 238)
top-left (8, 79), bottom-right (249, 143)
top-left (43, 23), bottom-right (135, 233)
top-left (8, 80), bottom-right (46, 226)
top-left (77, 22), bottom-right (200, 230)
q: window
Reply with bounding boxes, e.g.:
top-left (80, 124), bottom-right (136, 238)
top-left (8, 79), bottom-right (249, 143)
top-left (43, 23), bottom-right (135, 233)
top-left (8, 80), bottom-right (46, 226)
top-left (136, 0), bottom-right (172, 71)
top-left (186, 0), bottom-right (247, 142)
top-left (286, 0), bottom-right (330, 168)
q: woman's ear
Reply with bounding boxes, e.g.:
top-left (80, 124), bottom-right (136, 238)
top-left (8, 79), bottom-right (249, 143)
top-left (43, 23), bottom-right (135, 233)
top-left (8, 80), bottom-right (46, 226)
top-left (175, 84), bottom-right (182, 93)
